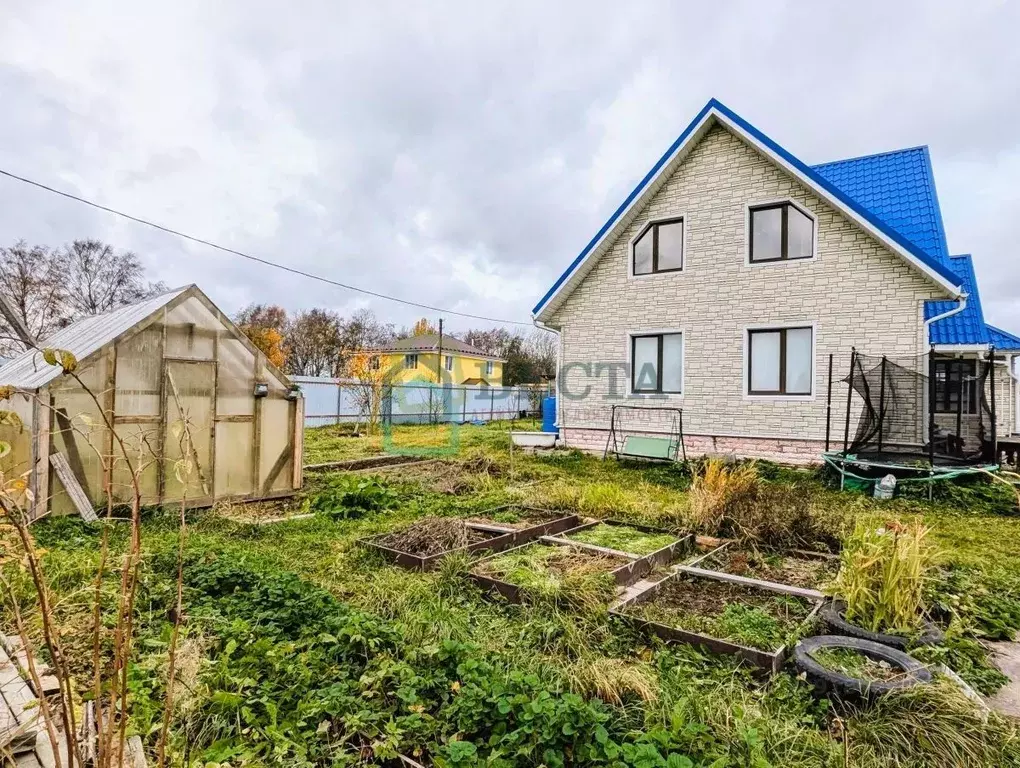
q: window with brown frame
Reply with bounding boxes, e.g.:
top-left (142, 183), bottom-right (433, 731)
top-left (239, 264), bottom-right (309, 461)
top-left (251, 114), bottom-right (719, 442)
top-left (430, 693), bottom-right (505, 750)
top-left (749, 203), bottom-right (814, 263)
top-left (631, 332), bottom-right (683, 393)
top-left (747, 326), bottom-right (813, 395)
top-left (934, 359), bottom-right (977, 414)
top-left (633, 217), bottom-right (684, 275)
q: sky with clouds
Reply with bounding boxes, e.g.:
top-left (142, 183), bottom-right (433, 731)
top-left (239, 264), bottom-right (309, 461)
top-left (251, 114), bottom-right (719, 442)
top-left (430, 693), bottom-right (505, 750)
top-left (1, 1), bottom-right (1018, 336)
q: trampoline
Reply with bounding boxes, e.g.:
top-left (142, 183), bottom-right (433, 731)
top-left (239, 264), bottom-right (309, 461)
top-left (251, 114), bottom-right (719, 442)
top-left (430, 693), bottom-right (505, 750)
top-left (826, 346), bottom-right (1000, 492)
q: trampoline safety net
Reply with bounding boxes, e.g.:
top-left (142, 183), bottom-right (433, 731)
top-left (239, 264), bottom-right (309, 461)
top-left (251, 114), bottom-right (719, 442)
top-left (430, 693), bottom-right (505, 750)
top-left (843, 350), bottom-right (996, 465)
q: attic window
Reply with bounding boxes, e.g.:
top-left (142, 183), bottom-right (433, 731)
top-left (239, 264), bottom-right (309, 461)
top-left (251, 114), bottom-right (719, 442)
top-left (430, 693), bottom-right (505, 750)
top-left (749, 203), bottom-right (814, 263)
top-left (632, 217), bottom-right (684, 275)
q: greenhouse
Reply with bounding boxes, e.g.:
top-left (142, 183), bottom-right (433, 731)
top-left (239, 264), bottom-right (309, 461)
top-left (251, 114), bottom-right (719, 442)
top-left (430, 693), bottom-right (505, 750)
top-left (0, 285), bottom-right (303, 520)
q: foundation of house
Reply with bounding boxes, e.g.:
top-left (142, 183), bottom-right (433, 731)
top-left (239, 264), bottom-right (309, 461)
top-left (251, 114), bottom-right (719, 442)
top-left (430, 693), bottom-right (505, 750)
top-left (559, 427), bottom-right (825, 465)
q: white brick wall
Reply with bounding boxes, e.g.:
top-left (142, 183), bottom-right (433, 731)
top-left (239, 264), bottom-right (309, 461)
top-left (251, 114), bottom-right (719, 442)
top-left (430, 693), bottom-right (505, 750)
top-left (547, 124), bottom-right (983, 456)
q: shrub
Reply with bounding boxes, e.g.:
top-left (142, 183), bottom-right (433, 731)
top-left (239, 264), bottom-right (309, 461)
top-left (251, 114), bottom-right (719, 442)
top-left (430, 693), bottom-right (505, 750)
top-left (827, 520), bottom-right (939, 633)
top-left (687, 458), bottom-right (759, 534)
top-left (308, 475), bottom-right (398, 518)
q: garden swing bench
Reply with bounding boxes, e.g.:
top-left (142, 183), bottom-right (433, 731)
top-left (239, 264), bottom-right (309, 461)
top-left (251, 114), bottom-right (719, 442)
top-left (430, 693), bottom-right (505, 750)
top-left (603, 405), bottom-right (687, 463)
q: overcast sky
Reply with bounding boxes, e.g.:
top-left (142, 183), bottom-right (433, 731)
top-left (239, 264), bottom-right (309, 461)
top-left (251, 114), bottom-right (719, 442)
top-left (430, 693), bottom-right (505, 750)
top-left (1, 1), bottom-right (1018, 336)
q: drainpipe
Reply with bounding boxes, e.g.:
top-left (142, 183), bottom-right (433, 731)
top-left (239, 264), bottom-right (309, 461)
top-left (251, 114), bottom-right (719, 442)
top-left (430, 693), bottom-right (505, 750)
top-left (534, 318), bottom-right (561, 431)
top-left (921, 293), bottom-right (967, 442)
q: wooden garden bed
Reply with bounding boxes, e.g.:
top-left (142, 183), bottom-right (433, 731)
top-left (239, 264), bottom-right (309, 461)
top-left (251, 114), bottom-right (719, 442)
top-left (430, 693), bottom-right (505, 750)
top-left (610, 567), bottom-right (822, 673)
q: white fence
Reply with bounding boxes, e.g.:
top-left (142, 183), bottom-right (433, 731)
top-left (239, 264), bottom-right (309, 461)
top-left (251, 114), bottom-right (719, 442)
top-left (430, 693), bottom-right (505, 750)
top-left (293, 376), bottom-right (550, 428)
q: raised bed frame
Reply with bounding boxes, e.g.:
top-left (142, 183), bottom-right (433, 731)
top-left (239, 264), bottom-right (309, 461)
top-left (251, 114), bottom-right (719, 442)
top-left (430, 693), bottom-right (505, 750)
top-left (360, 505), bottom-right (580, 571)
top-left (685, 540), bottom-right (839, 600)
top-left (469, 530), bottom-right (693, 604)
top-left (610, 566), bottom-right (823, 673)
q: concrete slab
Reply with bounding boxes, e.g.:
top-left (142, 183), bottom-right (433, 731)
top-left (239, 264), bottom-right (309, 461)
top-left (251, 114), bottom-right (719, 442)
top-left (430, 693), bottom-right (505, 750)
top-left (985, 640), bottom-right (1020, 717)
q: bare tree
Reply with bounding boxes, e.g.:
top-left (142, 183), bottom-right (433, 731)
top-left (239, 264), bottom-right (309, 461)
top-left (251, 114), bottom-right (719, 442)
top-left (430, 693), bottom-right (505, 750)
top-left (0, 241), bottom-right (67, 354)
top-left (286, 308), bottom-right (347, 377)
top-left (345, 308), bottom-right (396, 351)
top-left (56, 239), bottom-right (167, 316)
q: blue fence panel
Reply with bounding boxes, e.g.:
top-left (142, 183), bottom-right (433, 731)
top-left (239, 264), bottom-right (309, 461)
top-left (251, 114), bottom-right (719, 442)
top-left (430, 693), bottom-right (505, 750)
top-left (292, 376), bottom-right (549, 428)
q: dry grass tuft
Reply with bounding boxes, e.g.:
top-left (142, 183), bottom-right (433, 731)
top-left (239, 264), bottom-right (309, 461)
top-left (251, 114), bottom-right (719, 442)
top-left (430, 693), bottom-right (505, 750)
top-left (562, 656), bottom-right (658, 704)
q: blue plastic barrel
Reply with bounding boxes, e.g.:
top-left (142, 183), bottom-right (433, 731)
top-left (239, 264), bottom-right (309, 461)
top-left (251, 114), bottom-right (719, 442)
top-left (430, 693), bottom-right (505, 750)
top-left (542, 396), bottom-right (558, 434)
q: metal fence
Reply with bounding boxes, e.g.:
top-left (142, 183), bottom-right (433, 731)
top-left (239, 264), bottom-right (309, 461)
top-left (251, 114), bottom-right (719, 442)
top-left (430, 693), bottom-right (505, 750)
top-left (293, 376), bottom-right (551, 427)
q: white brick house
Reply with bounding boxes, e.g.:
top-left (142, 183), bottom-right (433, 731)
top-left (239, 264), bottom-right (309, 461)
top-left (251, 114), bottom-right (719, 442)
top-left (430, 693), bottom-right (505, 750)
top-left (532, 99), bottom-right (1020, 464)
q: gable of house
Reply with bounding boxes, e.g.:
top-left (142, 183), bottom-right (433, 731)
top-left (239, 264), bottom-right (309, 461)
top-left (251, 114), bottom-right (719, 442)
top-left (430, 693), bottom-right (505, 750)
top-left (533, 99), bottom-right (963, 324)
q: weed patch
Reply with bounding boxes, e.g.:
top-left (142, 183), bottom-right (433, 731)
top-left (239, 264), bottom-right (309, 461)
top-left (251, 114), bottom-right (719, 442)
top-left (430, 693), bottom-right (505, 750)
top-left (567, 523), bottom-right (677, 556)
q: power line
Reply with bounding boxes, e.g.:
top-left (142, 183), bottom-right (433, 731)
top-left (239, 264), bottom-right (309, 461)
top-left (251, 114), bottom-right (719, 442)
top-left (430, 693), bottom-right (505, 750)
top-left (0, 167), bottom-right (534, 327)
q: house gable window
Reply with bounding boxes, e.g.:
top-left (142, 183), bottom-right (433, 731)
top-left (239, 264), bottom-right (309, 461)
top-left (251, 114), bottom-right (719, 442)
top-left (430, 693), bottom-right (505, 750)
top-left (632, 217), bottom-right (684, 276)
top-left (445, 355), bottom-right (454, 371)
top-left (749, 202), bottom-right (814, 263)
top-left (934, 359), bottom-right (977, 414)
top-left (630, 332), bottom-right (683, 394)
top-left (747, 326), bottom-right (813, 396)
top-left (484, 360), bottom-right (494, 376)
top-left (404, 353), bottom-right (418, 370)
top-left (369, 355), bottom-right (381, 371)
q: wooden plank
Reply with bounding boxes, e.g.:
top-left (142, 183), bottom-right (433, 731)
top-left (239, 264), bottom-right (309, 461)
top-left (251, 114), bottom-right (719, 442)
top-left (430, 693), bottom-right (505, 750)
top-left (260, 445), bottom-right (292, 495)
top-left (51, 408), bottom-right (92, 503)
top-left (113, 415), bottom-right (162, 425)
top-left (49, 453), bottom-right (98, 522)
top-left (291, 396), bottom-right (304, 490)
top-left (103, 345), bottom-right (117, 503)
top-left (0, 647), bottom-right (39, 748)
top-left (0, 636), bottom-right (58, 697)
top-left (676, 565), bottom-right (825, 601)
top-left (30, 392), bottom-right (51, 522)
top-left (213, 415), bottom-right (254, 423)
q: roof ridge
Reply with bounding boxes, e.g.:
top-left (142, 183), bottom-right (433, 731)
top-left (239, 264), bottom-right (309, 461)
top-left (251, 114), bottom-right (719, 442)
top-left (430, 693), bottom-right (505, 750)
top-left (812, 145), bottom-right (929, 169)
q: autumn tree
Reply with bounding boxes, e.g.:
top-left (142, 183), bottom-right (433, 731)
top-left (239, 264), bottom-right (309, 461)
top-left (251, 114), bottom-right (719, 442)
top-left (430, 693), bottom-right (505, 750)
top-left (55, 239), bottom-right (167, 316)
top-left (403, 317), bottom-right (438, 337)
top-left (0, 241), bottom-right (67, 354)
top-left (234, 304), bottom-right (288, 369)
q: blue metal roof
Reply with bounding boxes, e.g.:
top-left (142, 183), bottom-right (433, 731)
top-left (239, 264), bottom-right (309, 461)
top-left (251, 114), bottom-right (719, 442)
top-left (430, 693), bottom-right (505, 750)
top-left (812, 147), bottom-right (951, 268)
top-left (987, 325), bottom-right (1020, 351)
top-left (925, 255), bottom-right (988, 345)
top-left (533, 98), bottom-right (962, 317)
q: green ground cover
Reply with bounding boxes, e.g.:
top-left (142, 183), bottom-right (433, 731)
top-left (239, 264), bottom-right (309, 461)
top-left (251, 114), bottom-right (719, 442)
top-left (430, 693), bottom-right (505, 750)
top-left (567, 523), bottom-right (678, 556)
top-left (5, 421), bottom-right (1020, 766)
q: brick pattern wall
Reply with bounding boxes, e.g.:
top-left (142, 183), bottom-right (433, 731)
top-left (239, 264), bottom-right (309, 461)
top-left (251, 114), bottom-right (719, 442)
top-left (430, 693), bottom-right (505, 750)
top-left (547, 124), bottom-right (983, 459)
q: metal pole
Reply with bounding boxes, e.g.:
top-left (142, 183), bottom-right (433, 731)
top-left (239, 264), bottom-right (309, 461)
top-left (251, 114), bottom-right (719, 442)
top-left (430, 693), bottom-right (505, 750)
top-left (437, 317), bottom-right (444, 383)
top-left (990, 346), bottom-right (998, 463)
top-left (825, 353), bottom-right (833, 452)
top-left (842, 348), bottom-right (856, 457)
top-left (489, 388), bottom-right (495, 421)
top-left (841, 348), bottom-right (856, 491)
top-left (877, 356), bottom-right (887, 453)
top-left (928, 346), bottom-right (937, 469)
top-left (955, 360), bottom-right (963, 458)
top-left (462, 386), bottom-right (467, 422)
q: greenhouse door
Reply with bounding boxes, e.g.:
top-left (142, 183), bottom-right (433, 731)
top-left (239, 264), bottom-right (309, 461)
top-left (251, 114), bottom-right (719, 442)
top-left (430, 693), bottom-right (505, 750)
top-left (162, 360), bottom-right (216, 505)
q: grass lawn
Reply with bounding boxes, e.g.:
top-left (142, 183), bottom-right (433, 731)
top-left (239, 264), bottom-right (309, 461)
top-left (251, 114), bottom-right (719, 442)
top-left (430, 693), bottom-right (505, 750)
top-left (6, 421), bottom-right (1020, 767)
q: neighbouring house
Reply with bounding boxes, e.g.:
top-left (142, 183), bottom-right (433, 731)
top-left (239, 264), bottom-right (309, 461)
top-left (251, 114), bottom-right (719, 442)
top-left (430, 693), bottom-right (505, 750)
top-left (359, 334), bottom-right (505, 386)
top-left (0, 284), bottom-right (303, 520)
top-left (532, 98), bottom-right (1020, 464)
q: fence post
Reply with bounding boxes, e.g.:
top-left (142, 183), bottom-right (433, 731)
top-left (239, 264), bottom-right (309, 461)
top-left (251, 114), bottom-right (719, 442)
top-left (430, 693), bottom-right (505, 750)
top-left (462, 387), bottom-right (467, 422)
top-left (489, 388), bottom-right (495, 421)
top-left (336, 380), bottom-right (342, 426)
